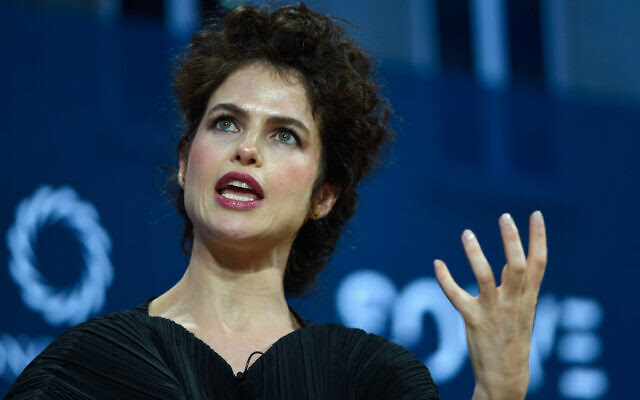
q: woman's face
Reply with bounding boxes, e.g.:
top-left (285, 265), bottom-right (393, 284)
top-left (180, 63), bottom-right (337, 250)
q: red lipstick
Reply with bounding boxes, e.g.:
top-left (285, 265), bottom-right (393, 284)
top-left (214, 171), bottom-right (264, 210)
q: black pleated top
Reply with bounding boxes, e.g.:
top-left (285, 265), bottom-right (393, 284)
top-left (7, 301), bottom-right (440, 399)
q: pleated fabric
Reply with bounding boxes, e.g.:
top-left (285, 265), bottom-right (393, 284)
top-left (6, 302), bottom-right (440, 399)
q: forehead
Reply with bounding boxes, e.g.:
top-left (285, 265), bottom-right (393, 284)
top-left (206, 63), bottom-right (316, 126)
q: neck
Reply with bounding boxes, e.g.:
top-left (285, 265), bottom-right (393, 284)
top-left (150, 234), bottom-right (299, 334)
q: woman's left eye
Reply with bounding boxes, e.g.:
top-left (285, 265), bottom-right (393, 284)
top-left (275, 129), bottom-right (299, 145)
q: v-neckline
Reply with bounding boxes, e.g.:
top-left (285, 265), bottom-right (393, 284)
top-left (139, 298), bottom-right (312, 378)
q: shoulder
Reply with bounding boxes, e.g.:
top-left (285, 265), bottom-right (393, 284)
top-left (304, 323), bottom-right (422, 366)
top-left (33, 306), bottom-right (155, 363)
top-left (303, 324), bottom-right (440, 399)
top-left (6, 306), bottom-right (181, 399)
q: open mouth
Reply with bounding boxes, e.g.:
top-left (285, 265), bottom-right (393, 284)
top-left (215, 172), bottom-right (264, 208)
top-left (217, 180), bottom-right (263, 202)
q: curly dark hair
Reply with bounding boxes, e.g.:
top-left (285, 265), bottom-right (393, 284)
top-left (169, 2), bottom-right (393, 296)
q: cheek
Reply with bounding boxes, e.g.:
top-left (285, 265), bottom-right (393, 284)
top-left (272, 159), bottom-right (320, 201)
top-left (186, 140), bottom-right (222, 182)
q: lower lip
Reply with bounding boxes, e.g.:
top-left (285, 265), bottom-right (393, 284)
top-left (215, 191), bottom-right (264, 210)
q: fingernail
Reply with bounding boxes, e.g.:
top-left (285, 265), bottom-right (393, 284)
top-left (532, 210), bottom-right (543, 224)
top-left (463, 229), bottom-right (474, 241)
top-left (500, 213), bottom-right (514, 226)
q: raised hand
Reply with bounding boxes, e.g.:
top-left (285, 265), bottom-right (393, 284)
top-left (434, 211), bottom-right (547, 400)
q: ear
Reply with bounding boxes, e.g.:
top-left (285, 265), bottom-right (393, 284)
top-left (310, 183), bottom-right (340, 219)
top-left (178, 152), bottom-right (186, 189)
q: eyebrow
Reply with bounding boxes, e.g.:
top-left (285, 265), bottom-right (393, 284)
top-left (207, 103), bottom-right (310, 135)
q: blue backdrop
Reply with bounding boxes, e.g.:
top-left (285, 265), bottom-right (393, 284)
top-left (1, 2), bottom-right (638, 398)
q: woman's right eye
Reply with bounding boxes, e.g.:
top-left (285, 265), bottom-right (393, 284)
top-left (213, 117), bottom-right (238, 132)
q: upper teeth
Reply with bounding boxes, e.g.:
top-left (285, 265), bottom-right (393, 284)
top-left (227, 180), bottom-right (251, 189)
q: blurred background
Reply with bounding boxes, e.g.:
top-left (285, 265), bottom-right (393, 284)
top-left (1, 0), bottom-right (638, 398)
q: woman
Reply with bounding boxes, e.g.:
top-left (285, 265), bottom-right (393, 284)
top-left (7, 4), bottom-right (546, 399)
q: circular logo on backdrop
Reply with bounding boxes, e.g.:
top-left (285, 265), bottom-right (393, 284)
top-left (6, 186), bottom-right (113, 327)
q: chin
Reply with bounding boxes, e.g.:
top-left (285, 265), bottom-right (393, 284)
top-left (210, 218), bottom-right (258, 240)
top-left (191, 207), bottom-right (304, 249)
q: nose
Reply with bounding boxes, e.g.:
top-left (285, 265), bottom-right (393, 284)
top-left (233, 134), bottom-right (262, 167)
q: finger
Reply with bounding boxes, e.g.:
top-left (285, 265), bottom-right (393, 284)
top-left (434, 259), bottom-right (472, 312)
top-left (525, 210), bottom-right (548, 295)
top-left (499, 213), bottom-right (527, 297)
top-left (461, 230), bottom-right (497, 303)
